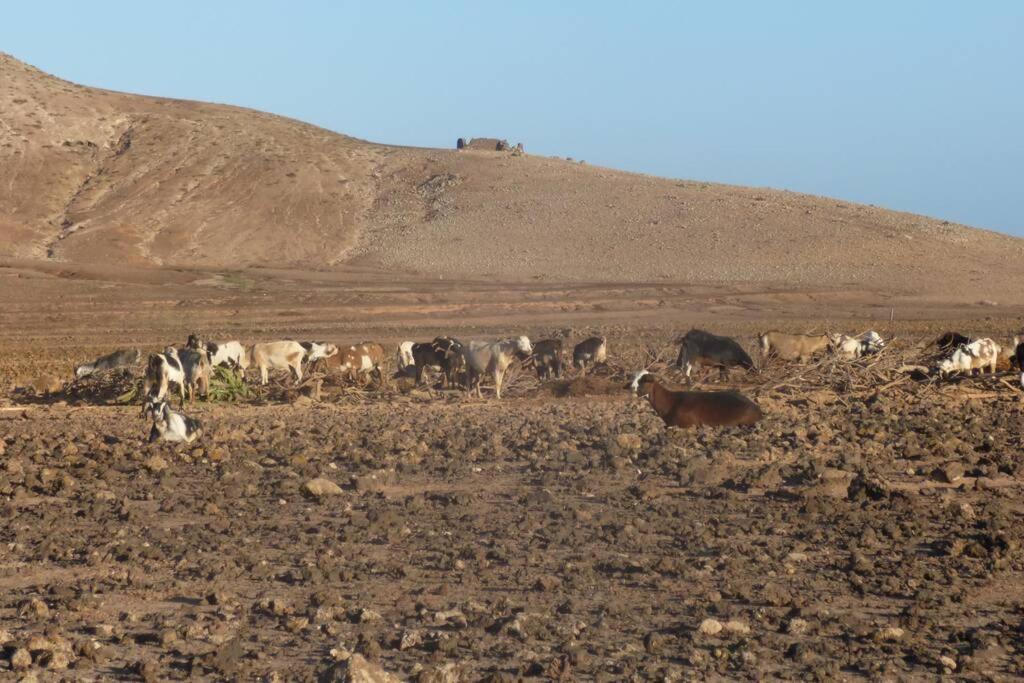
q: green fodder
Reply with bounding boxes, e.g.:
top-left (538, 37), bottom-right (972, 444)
top-left (207, 366), bottom-right (252, 402)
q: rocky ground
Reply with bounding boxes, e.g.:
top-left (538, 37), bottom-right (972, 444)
top-left (3, 329), bottom-right (1024, 681)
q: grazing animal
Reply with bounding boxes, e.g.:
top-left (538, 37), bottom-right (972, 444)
top-left (326, 342), bottom-right (387, 384)
top-left (938, 338), bottom-right (1001, 377)
top-left (1015, 337), bottom-right (1024, 388)
top-left (299, 341), bottom-right (339, 364)
top-left (675, 329), bottom-right (755, 379)
top-left (250, 341), bottom-right (306, 385)
top-left (400, 337), bottom-right (465, 387)
top-left (75, 348), bottom-right (141, 379)
top-left (176, 348), bottom-right (212, 402)
top-left (829, 331), bottom-right (887, 360)
top-left (531, 339), bottom-right (565, 379)
top-left (143, 348), bottom-right (186, 403)
top-left (860, 330), bottom-right (885, 355)
top-left (935, 332), bottom-right (970, 353)
top-left (186, 335), bottom-right (250, 370)
top-left (462, 336), bottom-right (533, 398)
top-left (396, 341), bottom-right (416, 374)
top-left (144, 398), bottom-right (203, 444)
top-left (628, 370), bottom-right (762, 428)
top-left (758, 331), bottom-right (830, 362)
top-left (572, 336), bottom-right (607, 372)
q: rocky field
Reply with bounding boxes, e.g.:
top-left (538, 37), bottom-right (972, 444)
top-left (3, 329), bottom-right (1024, 681)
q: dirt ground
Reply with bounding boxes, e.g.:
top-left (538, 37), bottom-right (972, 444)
top-left (3, 266), bottom-right (1024, 681)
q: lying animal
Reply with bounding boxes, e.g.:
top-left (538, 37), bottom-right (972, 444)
top-left (758, 331), bottom-right (829, 362)
top-left (572, 336), bottom-right (607, 372)
top-left (463, 336), bottom-right (533, 398)
top-left (676, 329), bottom-right (755, 379)
top-left (938, 338), bottom-right (1001, 377)
top-left (628, 370), bottom-right (762, 428)
top-left (531, 339), bottom-right (565, 380)
top-left (144, 398), bottom-right (203, 444)
top-left (75, 348), bottom-right (141, 379)
top-left (250, 341), bottom-right (305, 385)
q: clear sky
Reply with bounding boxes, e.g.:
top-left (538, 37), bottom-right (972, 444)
top-left (3, 1), bottom-right (1021, 235)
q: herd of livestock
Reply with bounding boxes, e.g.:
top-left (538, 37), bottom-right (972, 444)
top-left (66, 327), bottom-right (1024, 445)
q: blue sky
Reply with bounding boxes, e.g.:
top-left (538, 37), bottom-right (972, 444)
top-left (3, 2), bottom-right (1022, 235)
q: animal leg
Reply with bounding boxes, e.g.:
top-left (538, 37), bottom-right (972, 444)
top-left (261, 366), bottom-right (269, 385)
top-left (494, 369), bottom-right (504, 399)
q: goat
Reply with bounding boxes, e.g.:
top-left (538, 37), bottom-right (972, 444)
top-left (676, 329), bottom-right (755, 379)
top-left (249, 341), bottom-right (305, 385)
top-left (143, 398), bottom-right (203, 444)
top-left (628, 370), bottom-right (762, 428)
top-left (186, 334), bottom-right (249, 370)
top-left (938, 338), bottom-right (1001, 378)
top-left (74, 348), bottom-right (141, 379)
top-left (462, 336), bottom-right (532, 398)
top-left (572, 336), bottom-right (607, 373)
top-left (758, 331), bottom-right (829, 362)
top-left (531, 339), bottom-right (565, 380)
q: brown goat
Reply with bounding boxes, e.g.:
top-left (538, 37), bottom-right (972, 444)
top-left (628, 371), bottom-right (763, 428)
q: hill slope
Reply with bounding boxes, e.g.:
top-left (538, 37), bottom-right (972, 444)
top-left (2, 53), bottom-right (1022, 300)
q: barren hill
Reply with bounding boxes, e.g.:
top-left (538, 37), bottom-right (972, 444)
top-left (2, 53), bottom-right (1022, 300)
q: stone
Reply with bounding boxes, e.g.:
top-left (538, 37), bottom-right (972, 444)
top-left (144, 455), bottom-right (169, 473)
top-left (875, 626), bottom-right (904, 641)
top-left (787, 618), bottom-right (809, 635)
top-left (698, 618), bottom-right (723, 636)
top-left (10, 648), bottom-right (32, 670)
top-left (304, 477), bottom-right (343, 498)
top-left (615, 433), bottom-right (643, 451)
top-left (939, 655), bottom-right (957, 671)
top-left (318, 653), bottom-right (401, 682)
top-left (723, 620), bottom-right (750, 635)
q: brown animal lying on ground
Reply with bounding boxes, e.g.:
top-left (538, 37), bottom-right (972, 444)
top-left (628, 370), bottom-right (763, 428)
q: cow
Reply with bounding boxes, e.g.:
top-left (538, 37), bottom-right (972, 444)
top-left (531, 339), bottom-right (565, 380)
top-left (675, 329), bottom-right (755, 380)
top-left (74, 348), bottom-right (141, 379)
top-left (462, 336), bottom-right (533, 399)
top-left (397, 337), bottom-right (465, 387)
top-left (249, 341), bottom-right (305, 385)
top-left (572, 336), bottom-right (607, 373)
top-left (935, 332), bottom-right (970, 353)
top-left (326, 342), bottom-right (387, 384)
top-left (143, 398), bottom-right (203, 444)
top-left (938, 338), bottom-right (1001, 378)
top-left (186, 335), bottom-right (250, 371)
top-left (758, 331), bottom-right (830, 362)
top-left (628, 370), bottom-right (762, 428)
